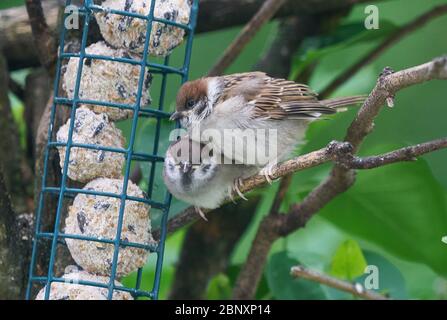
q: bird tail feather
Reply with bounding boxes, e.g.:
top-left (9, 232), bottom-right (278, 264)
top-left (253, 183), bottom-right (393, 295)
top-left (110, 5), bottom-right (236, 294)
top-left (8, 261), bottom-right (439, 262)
top-left (321, 95), bottom-right (367, 111)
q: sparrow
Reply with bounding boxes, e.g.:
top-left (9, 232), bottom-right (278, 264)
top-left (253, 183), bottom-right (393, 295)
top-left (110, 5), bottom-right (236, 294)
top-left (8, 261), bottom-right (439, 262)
top-left (163, 136), bottom-right (258, 220)
top-left (170, 72), bottom-right (365, 181)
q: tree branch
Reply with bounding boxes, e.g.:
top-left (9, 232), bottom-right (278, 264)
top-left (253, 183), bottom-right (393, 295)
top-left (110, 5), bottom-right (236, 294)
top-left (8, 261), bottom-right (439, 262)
top-left (232, 55), bottom-right (447, 299)
top-left (0, 54), bottom-right (33, 213)
top-left (196, 0), bottom-right (380, 33)
top-left (269, 174), bottom-right (292, 215)
top-left (168, 197), bottom-right (259, 299)
top-left (254, 17), bottom-right (302, 77)
top-left (344, 57), bottom-right (447, 151)
top-left (0, 170), bottom-right (20, 299)
top-left (24, 0), bottom-right (58, 73)
top-left (290, 266), bottom-right (388, 300)
top-left (152, 143), bottom-right (343, 240)
top-left (24, 69), bottom-right (51, 165)
top-left (156, 133), bottom-right (447, 241)
top-left (32, 95), bottom-right (75, 284)
top-left (1, 0), bottom-right (383, 71)
top-left (340, 138), bottom-right (447, 169)
top-left (320, 4), bottom-right (447, 98)
top-left (207, 0), bottom-right (287, 77)
top-left (0, 168), bottom-right (32, 299)
top-left (8, 75), bottom-right (25, 101)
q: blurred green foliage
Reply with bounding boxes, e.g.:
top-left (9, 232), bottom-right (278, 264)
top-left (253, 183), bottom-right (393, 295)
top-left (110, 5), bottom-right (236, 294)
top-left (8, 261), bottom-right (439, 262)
top-left (0, 0), bottom-right (23, 10)
top-left (290, 20), bottom-right (398, 79)
top-left (229, 0), bottom-right (447, 300)
top-left (4, 0), bottom-right (447, 299)
top-left (321, 148), bottom-right (447, 277)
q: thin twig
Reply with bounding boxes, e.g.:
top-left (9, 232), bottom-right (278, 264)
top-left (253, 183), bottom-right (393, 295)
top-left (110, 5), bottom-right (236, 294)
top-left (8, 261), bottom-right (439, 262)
top-left (343, 138), bottom-right (447, 169)
top-left (207, 0), bottom-right (287, 77)
top-left (239, 142), bottom-right (351, 193)
top-left (290, 266), bottom-right (388, 300)
top-left (269, 174), bottom-right (292, 215)
top-left (320, 4), bottom-right (447, 98)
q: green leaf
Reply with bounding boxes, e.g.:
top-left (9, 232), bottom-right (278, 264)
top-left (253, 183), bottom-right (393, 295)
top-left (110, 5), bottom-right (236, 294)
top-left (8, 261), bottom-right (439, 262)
top-left (266, 251), bottom-right (327, 300)
top-left (320, 152), bottom-right (447, 277)
top-left (290, 20), bottom-right (398, 79)
top-left (206, 273), bottom-right (232, 300)
top-left (330, 239), bottom-right (367, 281)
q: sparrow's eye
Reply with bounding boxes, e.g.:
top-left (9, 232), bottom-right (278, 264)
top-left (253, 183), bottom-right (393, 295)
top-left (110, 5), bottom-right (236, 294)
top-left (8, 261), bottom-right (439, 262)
top-left (186, 99), bottom-right (195, 109)
top-left (201, 164), bottom-right (211, 172)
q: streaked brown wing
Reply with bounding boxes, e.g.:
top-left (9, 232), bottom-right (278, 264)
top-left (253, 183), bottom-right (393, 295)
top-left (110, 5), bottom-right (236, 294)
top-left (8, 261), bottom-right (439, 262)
top-left (254, 77), bottom-right (335, 119)
top-left (220, 72), bottom-right (267, 101)
top-left (220, 72), bottom-right (335, 120)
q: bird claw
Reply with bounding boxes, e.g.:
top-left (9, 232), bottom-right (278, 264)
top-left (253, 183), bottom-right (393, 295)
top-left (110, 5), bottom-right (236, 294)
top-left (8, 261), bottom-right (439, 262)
top-left (259, 164), bottom-right (276, 184)
top-left (232, 178), bottom-right (247, 201)
top-left (264, 173), bottom-right (273, 184)
top-left (195, 206), bottom-right (208, 221)
top-left (227, 186), bottom-right (238, 204)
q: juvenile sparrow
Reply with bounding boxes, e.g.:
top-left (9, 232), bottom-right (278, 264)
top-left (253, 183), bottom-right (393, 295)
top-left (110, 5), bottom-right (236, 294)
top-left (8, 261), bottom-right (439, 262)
top-left (163, 136), bottom-right (257, 220)
top-left (170, 72), bottom-right (365, 181)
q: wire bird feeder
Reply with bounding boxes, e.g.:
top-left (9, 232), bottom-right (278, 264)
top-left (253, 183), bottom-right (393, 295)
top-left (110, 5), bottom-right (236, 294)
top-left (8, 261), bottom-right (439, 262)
top-left (26, 0), bottom-right (199, 300)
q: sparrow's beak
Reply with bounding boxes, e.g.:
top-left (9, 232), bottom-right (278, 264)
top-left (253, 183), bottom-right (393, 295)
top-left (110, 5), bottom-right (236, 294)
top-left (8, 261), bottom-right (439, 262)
top-left (169, 111), bottom-right (183, 121)
top-left (180, 162), bottom-right (192, 174)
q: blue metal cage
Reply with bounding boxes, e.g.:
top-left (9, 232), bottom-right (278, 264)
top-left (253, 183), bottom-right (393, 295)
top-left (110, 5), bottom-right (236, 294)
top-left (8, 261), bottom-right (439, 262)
top-left (26, 0), bottom-right (199, 300)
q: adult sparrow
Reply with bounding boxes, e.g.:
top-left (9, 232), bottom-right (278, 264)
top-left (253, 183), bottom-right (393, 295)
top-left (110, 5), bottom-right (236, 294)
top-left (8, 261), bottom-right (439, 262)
top-left (170, 72), bottom-right (365, 181)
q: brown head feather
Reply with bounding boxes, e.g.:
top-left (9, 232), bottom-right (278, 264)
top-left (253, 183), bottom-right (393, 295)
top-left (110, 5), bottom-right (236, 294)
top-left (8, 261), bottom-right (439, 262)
top-left (176, 79), bottom-right (208, 112)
